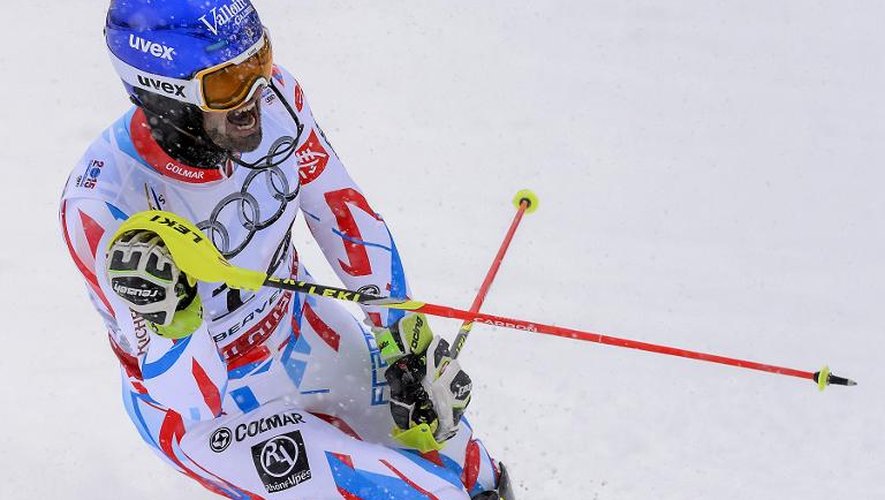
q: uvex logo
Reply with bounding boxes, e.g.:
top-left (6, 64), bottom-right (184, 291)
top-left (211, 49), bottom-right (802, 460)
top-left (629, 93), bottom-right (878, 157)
top-left (129, 34), bottom-right (175, 61)
top-left (136, 75), bottom-right (186, 98)
top-left (199, 0), bottom-right (254, 35)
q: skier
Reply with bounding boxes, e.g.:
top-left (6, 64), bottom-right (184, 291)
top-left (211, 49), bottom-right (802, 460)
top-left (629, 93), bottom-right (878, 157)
top-left (59, 1), bottom-right (513, 498)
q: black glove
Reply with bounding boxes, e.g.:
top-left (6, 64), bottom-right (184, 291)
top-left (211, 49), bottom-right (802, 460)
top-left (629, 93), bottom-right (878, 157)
top-left (376, 315), bottom-right (473, 450)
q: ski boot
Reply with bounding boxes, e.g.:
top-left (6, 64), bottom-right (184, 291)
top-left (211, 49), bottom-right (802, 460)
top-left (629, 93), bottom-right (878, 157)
top-left (471, 462), bottom-right (515, 500)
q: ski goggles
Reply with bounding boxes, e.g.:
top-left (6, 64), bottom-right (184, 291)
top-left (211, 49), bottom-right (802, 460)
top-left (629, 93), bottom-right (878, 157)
top-left (112, 33), bottom-right (274, 111)
top-left (196, 34), bottom-right (273, 110)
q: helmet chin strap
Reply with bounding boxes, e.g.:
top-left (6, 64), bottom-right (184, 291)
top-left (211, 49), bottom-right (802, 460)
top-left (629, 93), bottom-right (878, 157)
top-left (225, 81), bottom-right (305, 171)
top-left (164, 118), bottom-right (209, 147)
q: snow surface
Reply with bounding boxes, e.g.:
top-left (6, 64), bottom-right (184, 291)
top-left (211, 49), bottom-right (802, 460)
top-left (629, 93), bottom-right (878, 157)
top-left (1, 1), bottom-right (882, 498)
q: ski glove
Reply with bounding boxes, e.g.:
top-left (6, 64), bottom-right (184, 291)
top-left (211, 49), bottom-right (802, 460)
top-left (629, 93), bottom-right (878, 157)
top-left (374, 314), bottom-right (473, 452)
top-left (107, 230), bottom-right (202, 339)
top-left (374, 312), bottom-right (434, 361)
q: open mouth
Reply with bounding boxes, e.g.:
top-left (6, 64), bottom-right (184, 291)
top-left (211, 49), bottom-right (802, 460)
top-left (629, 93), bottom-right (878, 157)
top-left (227, 97), bottom-right (261, 132)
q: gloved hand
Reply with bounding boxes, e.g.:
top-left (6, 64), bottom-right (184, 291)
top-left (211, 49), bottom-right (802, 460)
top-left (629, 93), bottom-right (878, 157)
top-left (107, 230), bottom-right (202, 339)
top-left (374, 314), bottom-right (473, 451)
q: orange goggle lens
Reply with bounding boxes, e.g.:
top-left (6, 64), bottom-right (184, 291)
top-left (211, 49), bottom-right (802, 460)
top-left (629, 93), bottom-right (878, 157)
top-left (200, 38), bottom-right (273, 111)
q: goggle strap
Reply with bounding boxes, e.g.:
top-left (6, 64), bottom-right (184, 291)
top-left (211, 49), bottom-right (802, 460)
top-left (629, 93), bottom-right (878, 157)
top-left (108, 31), bottom-right (270, 111)
top-left (108, 50), bottom-right (204, 107)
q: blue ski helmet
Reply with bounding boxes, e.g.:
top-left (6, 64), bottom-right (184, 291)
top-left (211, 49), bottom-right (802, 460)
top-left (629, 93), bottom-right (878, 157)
top-left (105, 0), bottom-right (266, 108)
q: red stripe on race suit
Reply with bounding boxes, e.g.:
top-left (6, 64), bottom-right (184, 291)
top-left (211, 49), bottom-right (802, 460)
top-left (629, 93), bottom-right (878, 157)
top-left (108, 333), bottom-right (143, 380)
top-left (367, 312), bottom-right (383, 328)
top-left (461, 439), bottom-right (481, 492)
top-left (304, 302), bottom-right (341, 352)
top-left (78, 210), bottom-right (105, 260)
top-left (324, 187), bottom-right (383, 277)
top-left (227, 345), bottom-right (271, 373)
top-left (130, 108), bottom-right (227, 184)
top-left (158, 412), bottom-right (266, 499)
top-left (337, 487), bottom-right (361, 500)
top-left (379, 459), bottom-right (439, 500)
top-left (180, 447), bottom-right (267, 500)
top-left (294, 82), bottom-right (304, 112)
top-left (491, 456), bottom-right (500, 480)
top-left (191, 359), bottom-right (223, 417)
top-left (60, 201), bottom-right (115, 318)
top-left (420, 451), bottom-right (443, 467)
top-left (158, 412), bottom-right (231, 497)
top-left (332, 452), bottom-right (355, 469)
top-left (331, 452), bottom-right (362, 500)
top-left (222, 292), bottom-right (292, 363)
top-left (310, 412), bottom-right (362, 441)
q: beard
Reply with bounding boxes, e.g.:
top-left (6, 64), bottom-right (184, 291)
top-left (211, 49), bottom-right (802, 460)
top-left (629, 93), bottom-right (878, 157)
top-left (203, 93), bottom-right (264, 153)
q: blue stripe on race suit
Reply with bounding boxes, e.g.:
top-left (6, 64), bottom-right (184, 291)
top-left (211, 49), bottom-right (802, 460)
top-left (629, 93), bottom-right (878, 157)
top-left (167, 432), bottom-right (249, 499)
top-left (228, 362), bottom-right (260, 381)
top-left (280, 331), bottom-right (304, 387)
top-left (280, 331), bottom-right (297, 363)
top-left (228, 358), bottom-right (272, 380)
top-left (279, 321), bottom-right (332, 395)
top-left (327, 225), bottom-right (407, 328)
top-left (301, 209), bottom-right (321, 222)
top-left (124, 389), bottom-right (160, 451)
top-left (387, 228), bottom-right (408, 327)
top-left (331, 228), bottom-right (393, 252)
top-left (252, 359), bottom-right (273, 375)
top-left (291, 288), bottom-right (304, 328)
top-left (299, 388), bottom-right (330, 395)
top-left (439, 453), bottom-right (486, 498)
top-left (230, 387), bottom-right (260, 413)
top-left (277, 296), bottom-right (334, 394)
top-left (293, 329), bottom-right (312, 355)
top-left (285, 359), bottom-right (309, 388)
top-left (355, 318), bottom-right (388, 406)
top-left (478, 440), bottom-right (497, 489)
top-left (105, 202), bottom-right (129, 221)
top-left (142, 335), bottom-right (193, 380)
top-left (397, 449), bottom-right (465, 491)
top-left (280, 313), bottom-right (312, 388)
top-left (460, 416), bottom-right (473, 433)
top-left (112, 108), bottom-right (153, 171)
top-left (150, 187), bottom-right (164, 210)
top-left (325, 452), bottom-right (434, 499)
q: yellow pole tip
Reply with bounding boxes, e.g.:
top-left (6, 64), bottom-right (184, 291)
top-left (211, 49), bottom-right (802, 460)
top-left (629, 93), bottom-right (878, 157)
top-left (513, 189), bottom-right (540, 214)
top-left (817, 365), bottom-right (831, 392)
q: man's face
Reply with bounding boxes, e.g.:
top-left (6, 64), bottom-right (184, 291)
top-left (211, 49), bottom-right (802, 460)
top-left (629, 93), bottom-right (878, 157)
top-left (202, 88), bottom-right (264, 153)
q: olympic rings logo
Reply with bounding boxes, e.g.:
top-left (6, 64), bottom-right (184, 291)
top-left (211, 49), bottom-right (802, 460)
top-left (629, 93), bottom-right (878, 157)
top-left (198, 136), bottom-right (301, 258)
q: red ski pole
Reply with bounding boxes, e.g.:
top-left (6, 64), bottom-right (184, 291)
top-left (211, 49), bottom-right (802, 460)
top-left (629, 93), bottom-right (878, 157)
top-left (452, 189), bottom-right (538, 358)
top-left (395, 303), bottom-right (856, 391)
top-left (114, 210), bottom-right (858, 391)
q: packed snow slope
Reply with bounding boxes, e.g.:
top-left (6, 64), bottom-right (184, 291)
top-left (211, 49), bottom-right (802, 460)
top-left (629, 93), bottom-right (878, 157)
top-left (1, 1), bottom-right (882, 498)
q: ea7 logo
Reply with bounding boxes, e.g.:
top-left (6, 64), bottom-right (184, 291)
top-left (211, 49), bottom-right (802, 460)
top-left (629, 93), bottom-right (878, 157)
top-left (129, 35), bottom-right (176, 61)
top-left (136, 75), bottom-right (186, 98)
